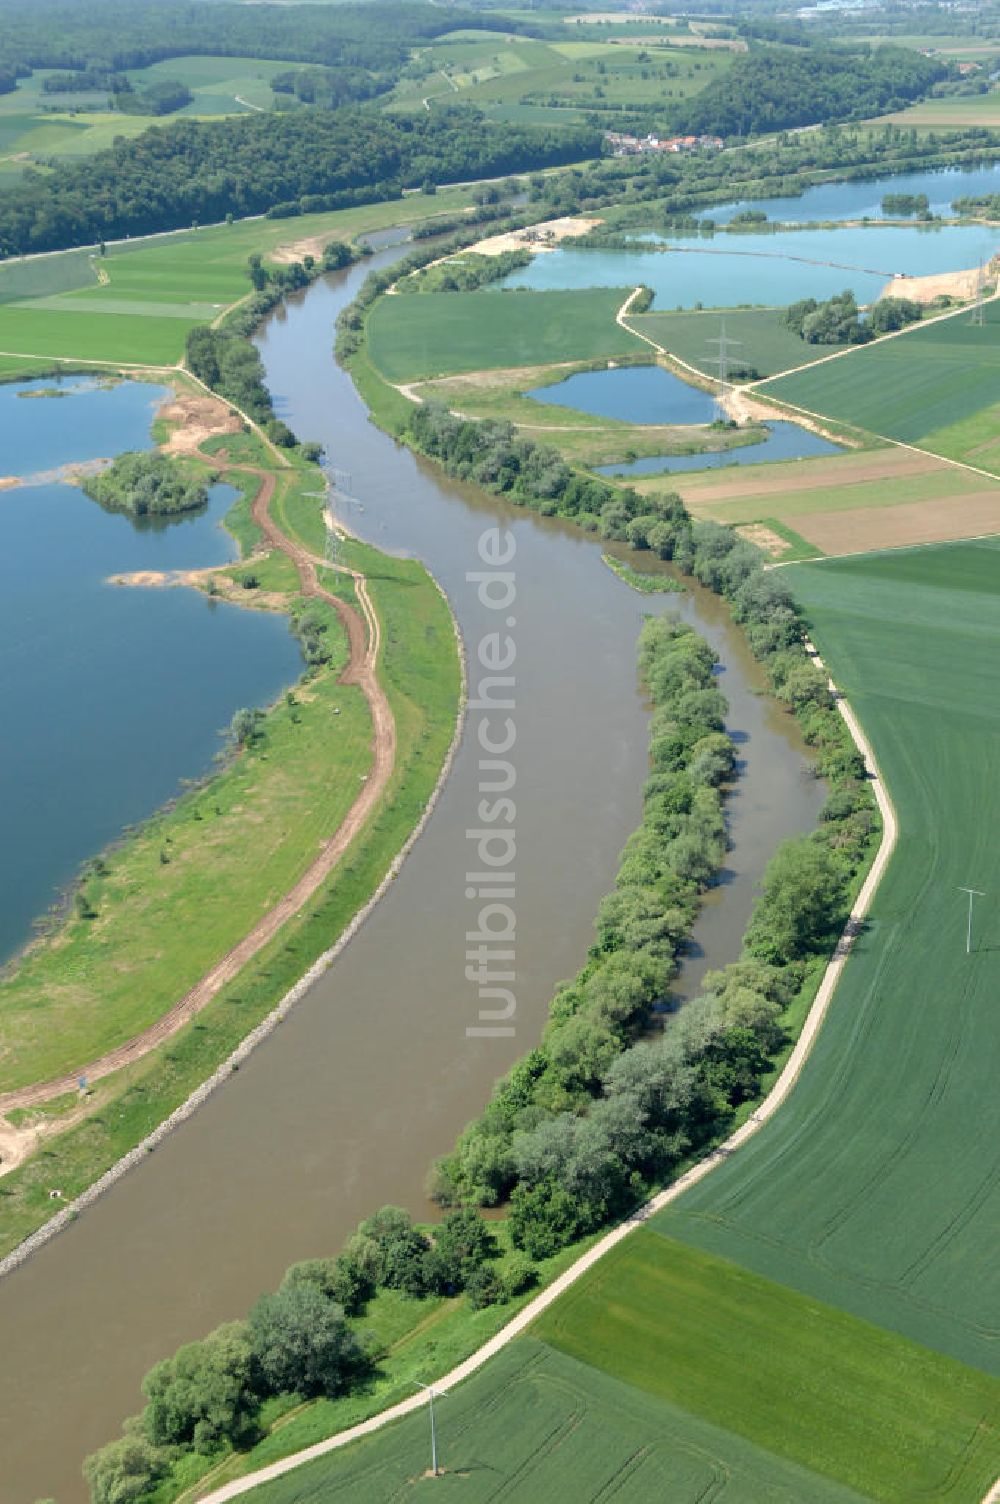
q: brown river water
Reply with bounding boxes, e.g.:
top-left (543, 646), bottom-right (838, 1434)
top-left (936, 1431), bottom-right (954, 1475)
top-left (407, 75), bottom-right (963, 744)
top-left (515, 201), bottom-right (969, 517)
top-left (0, 247), bottom-right (823, 1502)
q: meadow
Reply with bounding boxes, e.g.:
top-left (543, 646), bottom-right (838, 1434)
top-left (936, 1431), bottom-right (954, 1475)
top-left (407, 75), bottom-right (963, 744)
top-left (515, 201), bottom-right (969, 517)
top-left (662, 541), bottom-right (1000, 1377)
top-left (759, 298), bottom-right (1000, 445)
top-left (631, 306), bottom-right (848, 378)
top-left (387, 30), bottom-right (732, 124)
top-left (875, 92), bottom-right (1000, 129)
top-left (0, 56), bottom-right (288, 172)
top-left (367, 288), bottom-right (644, 381)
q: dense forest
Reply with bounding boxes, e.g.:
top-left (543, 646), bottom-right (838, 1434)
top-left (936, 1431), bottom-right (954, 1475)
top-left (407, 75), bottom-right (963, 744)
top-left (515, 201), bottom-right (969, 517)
top-left (0, 108), bottom-right (599, 255)
top-left (683, 46), bottom-right (946, 135)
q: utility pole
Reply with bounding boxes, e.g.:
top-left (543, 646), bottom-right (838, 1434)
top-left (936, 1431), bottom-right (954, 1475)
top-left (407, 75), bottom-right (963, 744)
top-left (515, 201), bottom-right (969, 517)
top-left (705, 319), bottom-right (742, 421)
top-left (412, 1381), bottom-right (449, 1477)
top-left (958, 886), bottom-right (985, 954)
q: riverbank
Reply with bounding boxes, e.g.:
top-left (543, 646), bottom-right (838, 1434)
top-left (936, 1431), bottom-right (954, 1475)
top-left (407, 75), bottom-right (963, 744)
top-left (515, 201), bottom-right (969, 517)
top-left (180, 646), bottom-right (895, 1502)
top-left (0, 381), bottom-right (463, 1263)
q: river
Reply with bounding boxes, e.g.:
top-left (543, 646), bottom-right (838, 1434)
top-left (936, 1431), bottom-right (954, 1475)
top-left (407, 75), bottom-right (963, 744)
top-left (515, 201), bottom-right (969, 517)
top-left (0, 248), bottom-right (823, 1501)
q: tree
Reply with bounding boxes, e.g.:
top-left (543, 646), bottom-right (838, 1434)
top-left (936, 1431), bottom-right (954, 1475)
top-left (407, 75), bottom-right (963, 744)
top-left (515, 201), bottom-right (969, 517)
top-left (248, 1284), bottom-right (364, 1398)
top-left (353, 1205), bottom-right (431, 1296)
top-left (230, 706), bottom-right (264, 747)
top-left (509, 1177), bottom-right (585, 1259)
top-left (83, 1435), bottom-right (165, 1504)
top-left (142, 1321), bottom-right (255, 1453)
top-left (746, 838), bottom-right (845, 964)
top-left (280, 1254), bottom-right (373, 1316)
top-left (423, 1207), bottom-right (498, 1294)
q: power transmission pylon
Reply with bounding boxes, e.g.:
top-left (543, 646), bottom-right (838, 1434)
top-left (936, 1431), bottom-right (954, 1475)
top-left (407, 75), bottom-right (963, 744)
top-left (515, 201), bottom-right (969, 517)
top-left (705, 319), bottom-right (742, 421)
top-left (323, 464), bottom-right (358, 571)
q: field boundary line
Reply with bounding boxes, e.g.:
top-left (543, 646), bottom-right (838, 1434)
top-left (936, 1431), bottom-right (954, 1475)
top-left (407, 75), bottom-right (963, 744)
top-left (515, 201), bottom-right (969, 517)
top-left (743, 281), bottom-right (1000, 389)
top-left (191, 649), bottom-right (900, 1504)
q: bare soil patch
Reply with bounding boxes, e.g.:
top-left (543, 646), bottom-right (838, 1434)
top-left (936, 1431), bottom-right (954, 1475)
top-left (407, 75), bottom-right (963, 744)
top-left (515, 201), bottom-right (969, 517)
top-left (467, 215), bottom-right (603, 257)
top-left (159, 391), bottom-right (241, 455)
top-left (795, 489), bottom-right (1000, 555)
top-left (881, 259), bottom-right (994, 305)
top-left (737, 523), bottom-right (792, 557)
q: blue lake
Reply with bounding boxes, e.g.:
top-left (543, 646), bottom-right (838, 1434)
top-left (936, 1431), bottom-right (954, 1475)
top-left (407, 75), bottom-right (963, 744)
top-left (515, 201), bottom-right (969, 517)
top-left (528, 363), bottom-right (718, 424)
top-left (497, 222), bottom-right (998, 308)
top-left (0, 377), bottom-right (303, 963)
top-left (2, 375), bottom-right (170, 477)
top-left (595, 420), bottom-right (841, 476)
top-left (701, 161), bottom-right (1000, 225)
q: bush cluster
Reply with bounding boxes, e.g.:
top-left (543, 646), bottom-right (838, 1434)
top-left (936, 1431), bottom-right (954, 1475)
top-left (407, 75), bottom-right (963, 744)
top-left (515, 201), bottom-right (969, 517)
top-left (783, 288), bottom-right (923, 344)
top-left (82, 450), bottom-right (207, 518)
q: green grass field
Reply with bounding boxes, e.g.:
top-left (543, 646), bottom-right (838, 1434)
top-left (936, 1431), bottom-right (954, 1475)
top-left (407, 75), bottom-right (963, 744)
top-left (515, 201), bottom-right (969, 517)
top-left (759, 300), bottom-right (1000, 445)
top-left (243, 1336), bottom-right (871, 1504)
top-left (238, 1231), bottom-right (1000, 1503)
top-left (662, 541), bottom-right (1000, 1377)
top-left (0, 186), bottom-right (480, 366)
top-left (367, 288), bottom-right (644, 381)
top-left (388, 31), bottom-right (731, 123)
top-left (0, 57), bottom-right (288, 170)
top-left (876, 92), bottom-right (1000, 129)
top-left (631, 306), bottom-right (847, 378)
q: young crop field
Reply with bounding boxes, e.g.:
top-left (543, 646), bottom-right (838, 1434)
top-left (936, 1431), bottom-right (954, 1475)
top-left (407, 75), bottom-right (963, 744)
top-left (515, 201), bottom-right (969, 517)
top-left (759, 299), bottom-right (1000, 445)
top-left (630, 306), bottom-right (848, 379)
top-left (243, 1336), bottom-right (871, 1504)
top-left (536, 1232), bottom-right (1000, 1503)
top-left (662, 540), bottom-right (1000, 1376)
top-left (367, 288), bottom-right (644, 381)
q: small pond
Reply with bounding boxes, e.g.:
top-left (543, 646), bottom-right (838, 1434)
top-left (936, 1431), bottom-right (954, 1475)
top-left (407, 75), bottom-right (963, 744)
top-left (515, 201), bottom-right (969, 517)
top-left (595, 420), bottom-right (841, 476)
top-left (527, 363), bottom-right (718, 424)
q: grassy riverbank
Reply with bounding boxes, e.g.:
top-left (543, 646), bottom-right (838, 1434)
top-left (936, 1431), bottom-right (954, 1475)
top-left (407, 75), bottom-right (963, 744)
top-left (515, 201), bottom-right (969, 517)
top-left (0, 431), bottom-right (462, 1259)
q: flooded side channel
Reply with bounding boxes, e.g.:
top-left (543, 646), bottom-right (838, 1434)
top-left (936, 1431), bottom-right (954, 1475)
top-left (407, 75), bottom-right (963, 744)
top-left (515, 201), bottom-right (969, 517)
top-left (0, 248), bottom-right (822, 1502)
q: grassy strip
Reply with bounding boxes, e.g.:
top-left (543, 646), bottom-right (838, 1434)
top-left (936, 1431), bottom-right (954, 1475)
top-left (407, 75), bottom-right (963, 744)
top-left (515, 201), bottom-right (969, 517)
top-left (600, 552), bottom-right (685, 593)
top-left (0, 470), bottom-right (461, 1261)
